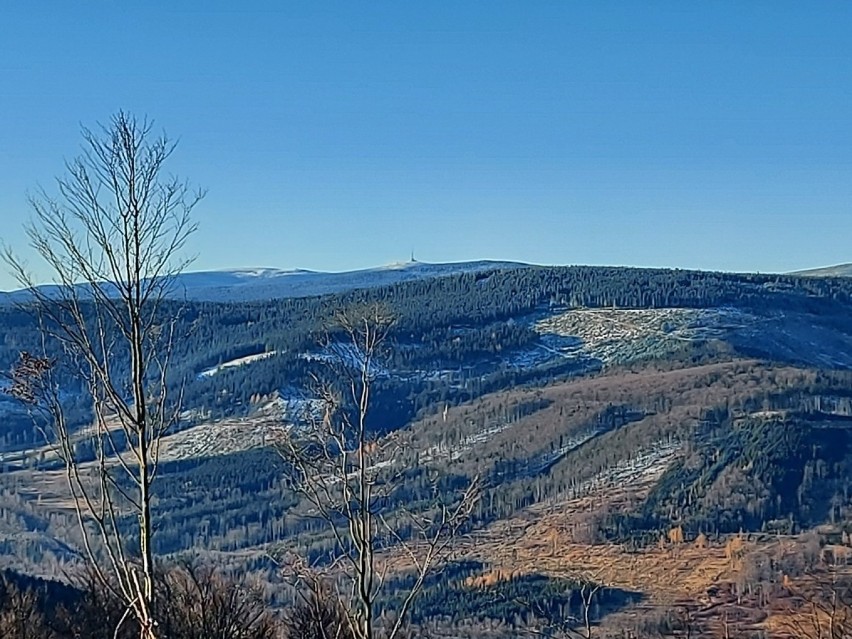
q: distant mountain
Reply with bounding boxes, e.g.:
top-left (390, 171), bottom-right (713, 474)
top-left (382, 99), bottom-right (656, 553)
top-left (790, 263), bottom-right (852, 277)
top-left (0, 260), bottom-right (529, 304)
top-left (169, 260), bottom-right (529, 302)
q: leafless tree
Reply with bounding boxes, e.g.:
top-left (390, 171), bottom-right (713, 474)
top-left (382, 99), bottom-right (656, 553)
top-left (780, 567), bottom-right (852, 639)
top-left (282, 570), bottom-right (355, 639)
top-left (0, 575), bottom-right (54, 639)
top-left (274, 303), bottom-right (480, 639)
top-left (154, 562), bottom-right (281, 639)
top-left (53, 562), bottom-right (280, 639)
top-left (517, 569), bottom-right (607, 639)
top-left (57, 565), bottom-right (135, 639)
top-left (577, 578), bottom-right (605, 639)
top-left (2, 111), bottom-right (203, 639)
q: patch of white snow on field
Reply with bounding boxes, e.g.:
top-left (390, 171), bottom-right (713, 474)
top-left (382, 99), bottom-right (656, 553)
top-left (199, 351), bottom-right (278, 378)
top-left (160, 418), bottom-right (286, 461)
top-left (569, 440), bottom-right (682, 498)
top-left (301, 343), bottom-right (390, 378)
top-left (534, 307), bottom-right (757, 364)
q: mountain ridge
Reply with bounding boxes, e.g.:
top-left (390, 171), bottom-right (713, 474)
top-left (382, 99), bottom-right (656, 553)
top-left (790, 263), bottom-right (852, 277)
top-left (0, 259), bottom-right (530, 304)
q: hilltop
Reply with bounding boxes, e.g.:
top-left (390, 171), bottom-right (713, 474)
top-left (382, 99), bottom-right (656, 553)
top-left (790, 263), bottom-right (852, 278)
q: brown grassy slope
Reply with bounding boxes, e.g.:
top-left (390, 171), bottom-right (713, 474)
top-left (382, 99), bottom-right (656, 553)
top-left (376, 361), bottom-right (841, 636)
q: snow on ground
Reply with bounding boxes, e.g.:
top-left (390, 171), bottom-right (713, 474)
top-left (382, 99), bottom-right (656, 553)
top-left (300, 342), bottom-right (390, 378)
top-left (198, 351), bottom-right (278, 378)
top-left (568, 440), bottom-right (683, 499)
top-left (420, 418), bottom-right (516, 463)
top-left (533, 307), bottom-right (757, 364)
top-left (3, 260), bottom-right (530, 303)
top-left (526, 426), bottom-right (610, 474)
top-left (158, 387), bottom-right (331, 462)
top-left (165, 260), bottom-right (528, 303)
top-left (159, 417), bottom-right (285, 462)
top-left (504, 334), bottom-right (587, 369)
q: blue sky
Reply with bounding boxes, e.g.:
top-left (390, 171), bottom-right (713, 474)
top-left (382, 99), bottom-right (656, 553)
top-left (1, 2), bottom-right (851, 290)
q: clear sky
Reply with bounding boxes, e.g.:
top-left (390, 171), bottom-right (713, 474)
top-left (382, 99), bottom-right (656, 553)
top-left (2, 2), bottom-right (851, 290)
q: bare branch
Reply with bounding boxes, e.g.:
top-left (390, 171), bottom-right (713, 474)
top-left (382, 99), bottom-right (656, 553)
top-left (274, 302), bottom-right (480, 639)
top-left (2, 111), bottom-right (201, 639)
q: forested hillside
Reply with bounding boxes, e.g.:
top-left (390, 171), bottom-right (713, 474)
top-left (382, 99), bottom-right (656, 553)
top-left (3, 264), bottom-right (852, 449)
top-left (4, 264), bottom-right (852, 637)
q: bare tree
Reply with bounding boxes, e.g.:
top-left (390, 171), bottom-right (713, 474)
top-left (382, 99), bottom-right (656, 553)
top-left (282, 571), bottom-right (355, 639)
top-left (52, 562), bottom-right (280, 639)
top-left (154, 562), bottom-right (281, 639)
top-left (274, 303), bottom-right (480, 639)
top-left (2, 112), bottom-right (203, 639)
top-left (780, 567), bottom-right (852, 639)
top-left (516, 569), bottom-right (607, 639)
top-left (577, 578), bottom-right (604, 639)
top-left (0, 575), bottom-right (54, 639)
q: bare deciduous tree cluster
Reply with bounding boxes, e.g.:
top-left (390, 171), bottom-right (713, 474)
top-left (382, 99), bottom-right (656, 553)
top-left (274, 304), bottom-right (480, 639)
top-left (0, 564), bottom-right (281, 639)
top-left (780, 567), bottom-right (852, 639)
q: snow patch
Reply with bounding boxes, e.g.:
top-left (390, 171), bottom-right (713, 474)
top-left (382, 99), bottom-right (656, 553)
top-left (534, 307), bottom-right (757, 364)
top-left (5, 260), bottom-right (530, 303)
top-left (199, 351), bottom-right (278, 378)
top-left (300, 343), bottom-right (390, 378)
top-left (570, 440), bottom-right (682, 498)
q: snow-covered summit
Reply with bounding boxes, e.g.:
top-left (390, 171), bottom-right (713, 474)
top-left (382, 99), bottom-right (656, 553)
top-left (2, 260), bottom-right (530, 305)
top-left (171, 260), bottom-right (528, 302)
top-left (229, 268), bottom-right (315, 278)
top-left (791, 263), bottom-right (852, 278)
